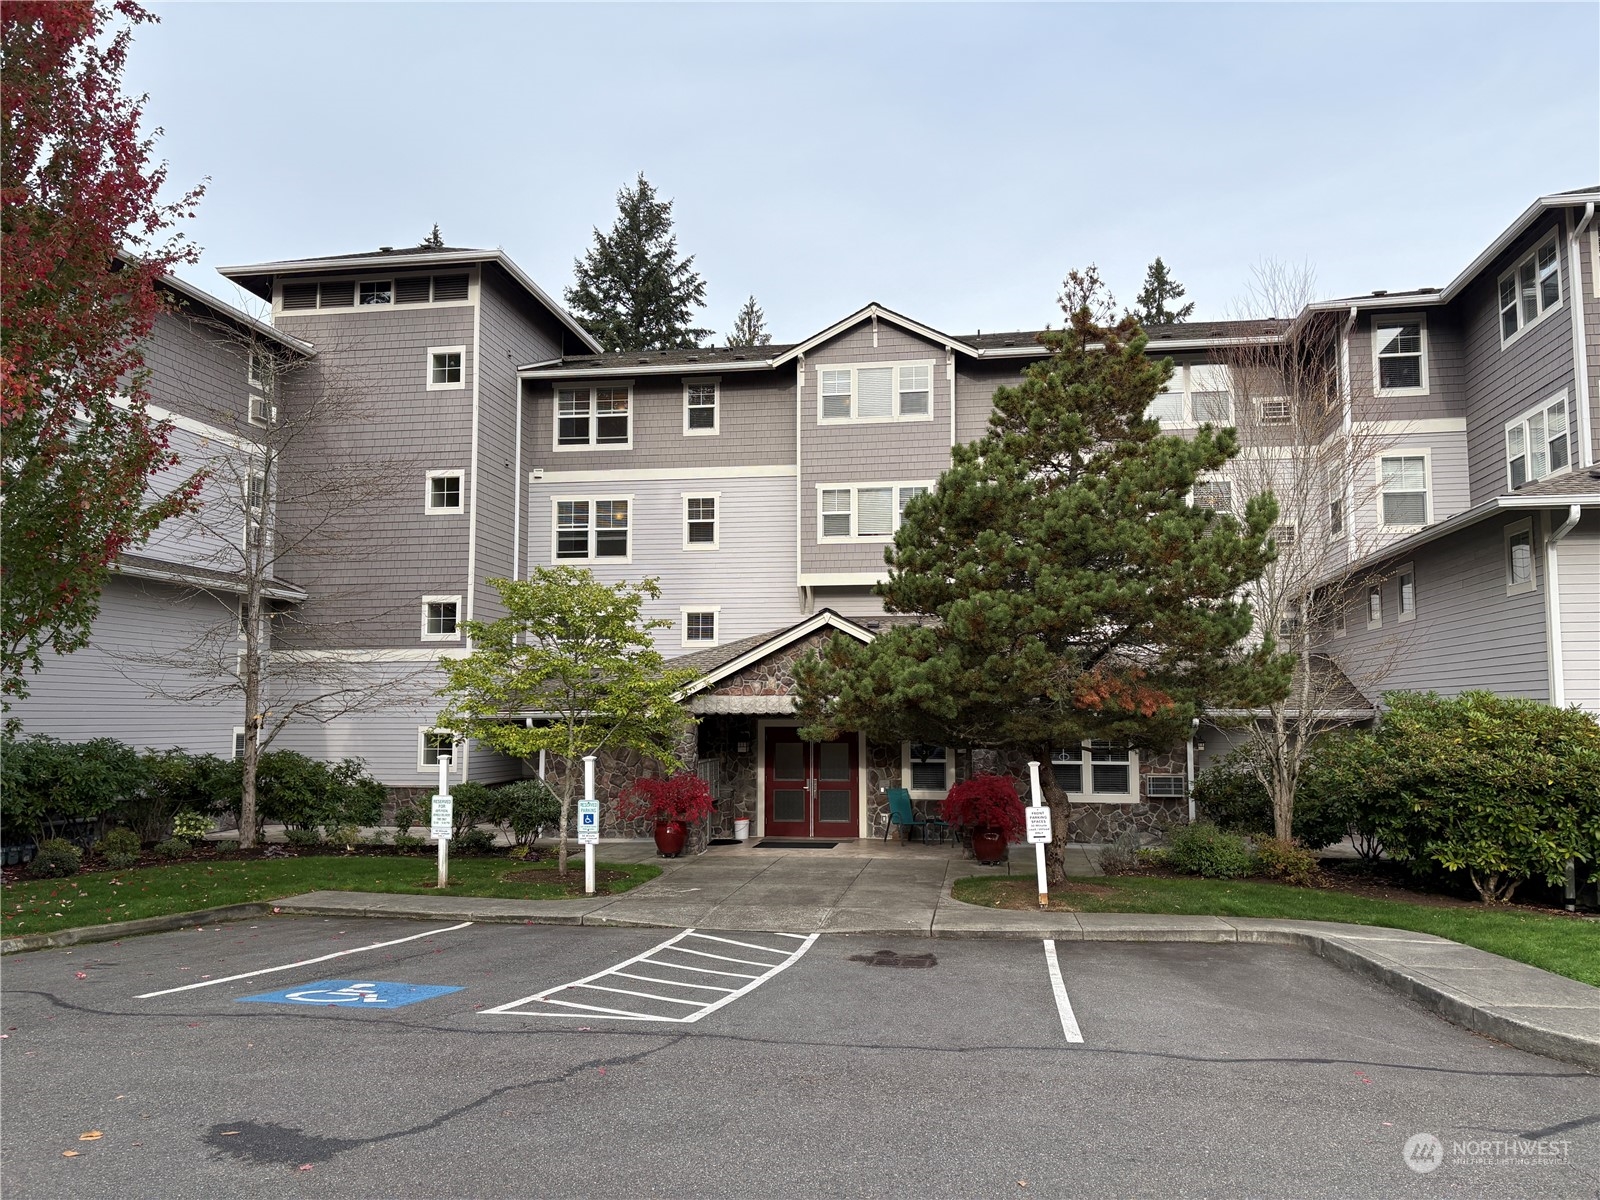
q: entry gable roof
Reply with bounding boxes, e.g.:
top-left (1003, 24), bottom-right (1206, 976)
top-left (770, 303), bottom-right (979, 366)
top-left (675, 609), bottom-right (875, 699)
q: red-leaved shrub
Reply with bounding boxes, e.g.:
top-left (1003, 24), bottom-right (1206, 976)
top-left (619, 773), bottom-right (716, 824)
top-left (940, 774), bottom-right (1026, 841)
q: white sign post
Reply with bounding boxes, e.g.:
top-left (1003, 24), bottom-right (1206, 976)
top-left (580, 755), bottom-right (598, 896)
top-left (433, 754), bottom-right (452, 889)
top-left (1025, 761), bottom-right (1052, 909)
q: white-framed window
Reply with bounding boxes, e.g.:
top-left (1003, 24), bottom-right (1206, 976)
top-left (1396, 563), bottom-right (1416, 623)
top-left (1050, 743), bottom-right (1139, 801)
top-left (421, 596), bottom-right (461, 642)
top-left (1498, 234), bottom-right (1562, 346)
top-left (555, 385), bottom-right (632, 450)
top-left (1504, 518), bottom-right (1537, 596)
top-left (903, 743), bottom-right (954, 798)
top-left (425, 469), bottom-right (464, 514)
top-left (682, 493), bottom-right (719, 550)
top-left (359, 279), bottom-right (393, 306)
top-left (1372, 318), bottom-right (1428, 395)
top-left (247, 351), bottom-right (272, 392)
top-left (552, 496), bottom-right (631, 562)
top-left (1332, 603), bottom-right (1348, 639)
top-left (1191, 479), bottom-right (1233, 513)
top-left (816, 482), bottom-right (933, 542)
top-left (1366, 582), bottom-right (1383, 630)
top-left (1378, 453), bottom-right (1429, 527)
top-left (815, 361), bottom-right (937, 423)
top-left (1505, 392), bottom-right (1571, 489)
top-left (1329, 498), bottom-right (1344, 536)
top-left (683, 380), bottom-right (719, 435)
top-left (232, 727), bottom-right (246, 761)
top-left (247, 393), bottom-right (277, 427)
top-left (1147, 364), bottom-right (1233, 426)
top-left (418, 728), bottom-right (462, 772)
top-left (1277, 601), bottom-right (1303, 637)
top-left (279, 272), bottom-right (472, 313)
top-left (427, 346), bottom-right (466, 390)
top-left (681, 608), bottom-right (719, 647)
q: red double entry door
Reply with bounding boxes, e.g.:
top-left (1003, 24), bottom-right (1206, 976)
top-left (763, 726), bottom-right (860, 839)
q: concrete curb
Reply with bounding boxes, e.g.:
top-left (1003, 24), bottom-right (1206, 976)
top-left (0, 903), bottom-right (273, 955)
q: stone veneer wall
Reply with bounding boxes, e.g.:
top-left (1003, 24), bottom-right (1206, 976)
top-left (971, 746), bottom-right (1189, 842)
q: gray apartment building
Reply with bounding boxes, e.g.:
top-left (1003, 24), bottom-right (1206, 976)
top-left (10, 188), bottom-right (1598, 842)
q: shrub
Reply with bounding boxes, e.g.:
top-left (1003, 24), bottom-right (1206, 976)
top-left (1165, 822), bottom-right (1255, 879)
top-left (501, 779), bottom-right (562, 848)
top-left (1347, 691), bottom-right (1600, 903)
top-left (1097, 828), bottom-right (1143, 874)
top-left (1251, 836), bottom-right (1322, 887)
top-left (27, 837), bottom-right (83, 878)
top-left (283, 827), bottom-right (322, 847)
top-left (240, 751), bottom-right (384, 839)
top-left (1, 735), bottom-right (146, 844)
top-left (394, 801), bottom-right (425, 840)
top-left (132, 749), bottom-right (231, 843)
top-left (328, 823), bottom-right (362, 849)
top-left (1194, 745), bottom-right (1361, 852)
top-left (393, 832), bottom-right (426, 850)
top-left (940, 774), bottom-right (1026, 841)
top-left (453, 828), bottom-right (497, 856)
top-left (619, 773), bottom-right (716, 824)
top-left (152, 837), bottom-right (191, 860)
top-left (449, 781), bottom-right (504, 840)
top-left (170, 810), bottom-right (214, 841)
top-left (99, 827), bottom-right (141, 858)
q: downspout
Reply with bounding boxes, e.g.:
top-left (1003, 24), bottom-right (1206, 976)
top-left (1568, 203), bottom-right (1596, 468)
top-left (1340, 306), bottom-right (1358, 561)
top-left (1544, 503), bottom-right (1581, 706)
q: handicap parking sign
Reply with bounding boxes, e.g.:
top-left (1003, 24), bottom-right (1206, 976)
top-left (237, 979), bottom-right (464, 1008)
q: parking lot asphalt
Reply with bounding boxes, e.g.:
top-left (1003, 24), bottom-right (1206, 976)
top-left (2, 916), bottom-right (1596, 1199)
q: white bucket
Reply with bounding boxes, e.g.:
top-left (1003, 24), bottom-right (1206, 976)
top-left (733, 818), bottom-right (751, 842)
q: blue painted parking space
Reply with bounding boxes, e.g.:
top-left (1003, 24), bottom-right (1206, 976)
top-left (237, 979), bottom-right (463, 1008)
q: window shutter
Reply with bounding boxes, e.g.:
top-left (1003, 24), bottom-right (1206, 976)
top-left (281, 283), bottom-right (317, 310)
top-left (856, 368), bottom-right (893, 418)
top-left (432, 274), bottom-right (469, 302)
top-left (396, 277), bottom-right (431, 304)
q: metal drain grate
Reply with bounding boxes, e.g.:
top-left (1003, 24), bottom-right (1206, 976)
top-left (849, 949), bottom-right (937, 969)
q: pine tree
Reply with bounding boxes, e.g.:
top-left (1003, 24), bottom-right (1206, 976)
top-left (725, 295), bottom-right (772, 348)
top-left (1131, 256), bottom-right (1195, 326)
top-left (419, 223), bottom-right (444, 248)
top-left (565, 173), bottom-right (711, 351)
top-left (796, 296), bottom-right (1290, 879)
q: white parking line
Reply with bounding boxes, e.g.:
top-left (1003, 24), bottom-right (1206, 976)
top-left (482, 929), bottom-right (817, 1023)
top-left (1042, 939), bottom-right (1084, 1043)
top-left (134, 922), bottom-right (474, 999)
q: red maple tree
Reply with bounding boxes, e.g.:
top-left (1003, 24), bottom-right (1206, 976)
top-left (1, 1), bottom-right (205, 705)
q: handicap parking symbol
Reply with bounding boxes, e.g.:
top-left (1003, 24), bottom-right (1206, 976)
top-left (237, 979), bottom-right (463, 1008)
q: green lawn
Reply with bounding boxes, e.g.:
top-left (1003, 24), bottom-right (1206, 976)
top-left (2, 855), bottom-right (661, 939)
top-left (951, 874), bottom-right (1600, 987)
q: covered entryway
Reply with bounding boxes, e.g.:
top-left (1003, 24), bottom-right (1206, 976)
top-left (763, 725), bottom-right (859, 839)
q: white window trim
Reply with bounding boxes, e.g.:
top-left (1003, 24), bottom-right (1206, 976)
top-left (1050, 743), bottom-right (1141, 804)
top-left (1332, 604), bottom-right (1348, 639)
top-left (815, 481), bottom-right (935, 544)
top-left (683, 378), bottom-right (720, 437)
top-left (426, 345), bottom-right (467, 391)
top-left (424, 469), bottom-right (465, 515)
top-left (1366, 582), bottom-right (1384, 630)
top-left (681, 491), bottom-right (720, 551)
top-left (274, 270), bottom-right (478, 315)
top-left (549, 494), bottom-right (634, 564)
top-left (1504, 390), bottom-right (1572, 491)
top-left (1150, 364), bottom-right (1235, 428)
top-left (232, 727), bottom-right (246, 761)
top-left (420, 594), bottom-right (463, 642)
top-left (1504, 517), bottom-right (1538, 597)
top-left (1371, 314), bottom-right (1430, 397)
top-left (417, 727), bottom-right (463, 774)
top-left (247, 393), bottom-right (277, 427)
top-left (1498, 232), bottom-right (1564, 349)
top-left (813, 359), bottom-right (938, 425)
top-left (1375, 449), bottom-right (1432, 530)
top-left (901, 742), bottom-right (955, 800)
top-left (680, 606), bottom-right (721, 648)
top-left (552, 383), bottom-right (635, 452)
top-left (1395, 562), bottom-right (1417, 624)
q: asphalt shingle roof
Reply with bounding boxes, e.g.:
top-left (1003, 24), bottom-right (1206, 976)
top-left (1504, 467), bottom-right (1600, 498)
top-left (540, 343), bottom-right (799, 372)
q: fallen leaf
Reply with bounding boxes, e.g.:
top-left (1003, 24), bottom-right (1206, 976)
top-left (75, 972), bottom-right (87, 979)
top-left (79, 1132), bottom-right (103, 1141)
top-left (62, 1150), bottom-right (79, 1158)
top-left (298, 1164), bottom-right (314, 1171)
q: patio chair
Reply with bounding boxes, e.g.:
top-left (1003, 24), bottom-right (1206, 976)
top-left (884, 788), bottom-right (948, 844)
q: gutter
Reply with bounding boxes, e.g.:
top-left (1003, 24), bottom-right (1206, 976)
top-left (1569, 202), bottom-right (1596, 468)
top-left (1544, 503), bottom-right (1583, 706)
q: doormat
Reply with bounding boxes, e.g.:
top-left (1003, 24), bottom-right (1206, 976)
top-left (754, 840), bottom-right (839, 849)
top-left (707, 838), bottom-right (742, 846)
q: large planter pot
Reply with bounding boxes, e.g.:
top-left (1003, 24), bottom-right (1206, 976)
top-left (971, 826), bottom-right (1008, 865)
top-left (653, 819), bottom-right (688, 858)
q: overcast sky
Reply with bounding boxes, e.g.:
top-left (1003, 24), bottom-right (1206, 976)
top-left (134, 2), bottom-right (1598, 340)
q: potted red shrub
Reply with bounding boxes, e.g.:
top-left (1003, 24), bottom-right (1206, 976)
top-left (620, 772), bottom-right (716, 858)
top-left (941, 774), bottom-right (1025, 865)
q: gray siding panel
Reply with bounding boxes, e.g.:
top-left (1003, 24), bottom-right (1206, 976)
top-left (1329, 517), bottom-right (1550, 703)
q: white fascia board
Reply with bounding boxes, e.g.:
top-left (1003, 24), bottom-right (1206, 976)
top-left (1305, 294), bottom-right (1446, 315)
top-left (798, 571), bottom-right (888, 587)
top-left (113, 560), bottom-right (307, 602)
top-left (158, 275), bottom-right (316, 356)
top-left (520, 358), bottom-right (778, 379)
top-left (676, 609), bottom-right (876, 699)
